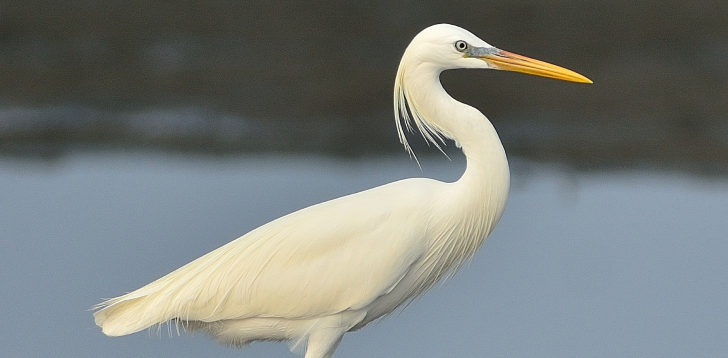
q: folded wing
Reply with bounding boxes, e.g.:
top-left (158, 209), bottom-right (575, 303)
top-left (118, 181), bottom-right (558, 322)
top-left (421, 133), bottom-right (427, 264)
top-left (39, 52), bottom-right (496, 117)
top-left (94, 178), bottom-right (437, 337)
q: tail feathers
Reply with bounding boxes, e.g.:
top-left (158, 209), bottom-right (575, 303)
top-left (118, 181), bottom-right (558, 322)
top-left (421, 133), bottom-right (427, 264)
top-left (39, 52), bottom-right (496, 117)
top-left (93, 244), bottom-right (233, 336)
top-left (94, 295), bottom-right (168, 336)
top-left (94, 278), bottom-right (185, 337)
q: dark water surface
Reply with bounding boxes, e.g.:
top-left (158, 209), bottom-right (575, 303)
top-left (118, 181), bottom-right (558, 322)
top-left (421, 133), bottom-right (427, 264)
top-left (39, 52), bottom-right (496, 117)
top-left (1, 152), bottom-right (727, 357)
top-left (2, 1), bottom-right (727, 170)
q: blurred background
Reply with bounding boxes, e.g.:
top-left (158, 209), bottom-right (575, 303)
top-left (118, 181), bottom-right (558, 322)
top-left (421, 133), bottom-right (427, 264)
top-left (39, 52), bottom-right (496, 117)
top-left (1, 1), bottom-right (728, 357)
top-left (1, 0), bottom-right (726, 169)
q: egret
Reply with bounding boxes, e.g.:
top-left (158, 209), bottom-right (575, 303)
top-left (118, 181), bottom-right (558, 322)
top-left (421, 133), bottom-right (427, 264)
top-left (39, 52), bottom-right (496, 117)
top-left (94, 24), bottom-right (591, 358)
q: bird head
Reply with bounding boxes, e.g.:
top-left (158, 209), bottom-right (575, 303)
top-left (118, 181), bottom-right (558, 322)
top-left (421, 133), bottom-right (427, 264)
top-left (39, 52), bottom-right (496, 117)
top-left (404, 23), bottom-right (592, 83)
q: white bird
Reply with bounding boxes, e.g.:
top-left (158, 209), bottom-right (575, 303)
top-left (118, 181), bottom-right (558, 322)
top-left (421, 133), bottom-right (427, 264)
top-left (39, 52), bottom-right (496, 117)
top-left (94, 24), bottom-right (591, 358)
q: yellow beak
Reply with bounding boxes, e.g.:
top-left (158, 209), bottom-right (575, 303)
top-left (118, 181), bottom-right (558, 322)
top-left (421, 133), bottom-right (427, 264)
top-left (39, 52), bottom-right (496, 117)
top-left (481, 49), bottom-right (592, 84)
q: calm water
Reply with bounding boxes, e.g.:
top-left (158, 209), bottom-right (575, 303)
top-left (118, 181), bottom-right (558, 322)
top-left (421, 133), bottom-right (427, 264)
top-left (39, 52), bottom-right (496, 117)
top-left (1, 152), bottom-right (727, 357)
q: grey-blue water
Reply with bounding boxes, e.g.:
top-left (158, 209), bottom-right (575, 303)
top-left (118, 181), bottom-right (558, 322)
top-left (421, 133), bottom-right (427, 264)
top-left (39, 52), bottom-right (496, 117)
top-left (2, 152), bottom-right (727, 357)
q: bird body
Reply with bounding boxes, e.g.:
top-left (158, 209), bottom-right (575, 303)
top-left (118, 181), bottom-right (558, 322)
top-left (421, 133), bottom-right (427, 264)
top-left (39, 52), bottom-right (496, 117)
top-left (94, 24), bottom-right (590, 358)
top-left (96, 171), bottom-right (508, 351)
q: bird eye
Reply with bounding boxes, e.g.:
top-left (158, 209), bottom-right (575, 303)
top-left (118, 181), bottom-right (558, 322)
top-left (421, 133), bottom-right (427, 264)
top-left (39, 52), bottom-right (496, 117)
top-left (454, 40), bottom-right (468, 52)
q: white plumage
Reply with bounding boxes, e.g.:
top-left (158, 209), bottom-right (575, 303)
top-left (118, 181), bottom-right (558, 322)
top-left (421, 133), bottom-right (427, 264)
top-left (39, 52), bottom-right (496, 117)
top-left (94, 24), bottom-right (590, 358)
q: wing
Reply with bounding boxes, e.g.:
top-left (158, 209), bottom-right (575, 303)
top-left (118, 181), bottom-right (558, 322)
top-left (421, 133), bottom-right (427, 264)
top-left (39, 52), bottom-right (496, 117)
top-left (94, 178), bottom-right (442, 336)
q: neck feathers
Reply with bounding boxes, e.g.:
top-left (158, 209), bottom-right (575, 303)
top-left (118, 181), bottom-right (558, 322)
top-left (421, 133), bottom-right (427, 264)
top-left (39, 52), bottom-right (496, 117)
top-left (394, 60), bottom-right (510, 224)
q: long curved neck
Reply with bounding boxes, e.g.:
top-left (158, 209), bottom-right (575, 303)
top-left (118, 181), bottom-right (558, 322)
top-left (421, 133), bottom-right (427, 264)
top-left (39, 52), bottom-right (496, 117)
top-left (401, 66), bottom-right (511, 278)
top-left (405, 67), bottom-right (510, 207)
